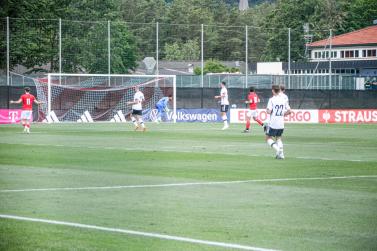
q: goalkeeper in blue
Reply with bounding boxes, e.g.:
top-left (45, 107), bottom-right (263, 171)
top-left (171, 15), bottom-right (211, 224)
top-left (154, 95), bottom-right (173, 123)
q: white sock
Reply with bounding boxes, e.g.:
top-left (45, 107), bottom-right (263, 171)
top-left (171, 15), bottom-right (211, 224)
top-left (139, 118), bottom-right (145, 128)
top-left (222, 115), bottom-right (228, 126)
top-left (131, 116), bottom-right (138, 126)
top-left (267, 139), bottom-right (279, 151)
top-left (276, 139), bottom-right (283, 152)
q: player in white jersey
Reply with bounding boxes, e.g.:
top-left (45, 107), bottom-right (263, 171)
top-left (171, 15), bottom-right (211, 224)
top-left (214, 81), bottom-right (229, 130)
top-left (127, 86), bottom-right (146, 131)
top-left (265, 85), bottom-right (291, 159)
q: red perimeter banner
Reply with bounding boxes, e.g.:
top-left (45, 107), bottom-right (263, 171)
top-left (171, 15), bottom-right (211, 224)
top-left (319, 109), bottom-right (377, 124)
top-left (231, 109), bottom-right (377, 124)
top-left (230, 109), bottom-right (318, 123)
top-left (0, 109), bottom-right (23, 124)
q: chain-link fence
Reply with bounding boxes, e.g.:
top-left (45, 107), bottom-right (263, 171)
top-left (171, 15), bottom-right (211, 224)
top-left (0, 17), bottom-right (369, 89)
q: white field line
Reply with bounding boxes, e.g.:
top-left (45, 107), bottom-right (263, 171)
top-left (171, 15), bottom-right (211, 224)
top-left (0, 142), bottom-right (372, 162)
top-left (1, 175), bottom-right (376, 193)
top-left (0, 214), bottom-right (280, 251)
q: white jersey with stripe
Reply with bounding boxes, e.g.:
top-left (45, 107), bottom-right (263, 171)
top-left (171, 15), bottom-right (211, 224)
top-left (220, 87), bottom-right (229, 105)
top-left (267, 95), bottom-right (289, 129)
top-left (132, 91), bottom-right (144, 110)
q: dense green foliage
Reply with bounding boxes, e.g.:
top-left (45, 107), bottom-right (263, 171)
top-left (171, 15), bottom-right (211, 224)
top-left (164, 39), bottom-right (200, 60)
top-left (1, 0), bottom-right (376, 73)
top-left (0, 123), bottom-right (376, 250)
top-left (194, 59), bottom-right (239, 75)
top-left (1, 0), bottom-right (137, 73)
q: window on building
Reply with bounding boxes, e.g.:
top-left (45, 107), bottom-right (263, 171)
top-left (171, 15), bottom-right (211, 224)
top-left (345, 50), bottom-right (354, 58)
top-left (367, 49), bottom-right (376, 57)
top-left (355, 50), bottom-right (359, 58)
top-left (331, 51), bottom-right (337, 58)
top-left (341, 51), bottom-right (344, 58)
top-left (362, 50), bottom-right (367, 57)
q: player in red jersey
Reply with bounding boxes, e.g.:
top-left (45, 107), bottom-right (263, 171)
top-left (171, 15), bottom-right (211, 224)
top-left (243, 87), bottom-right (264, 133)
top-left (10, 87), bottom-right (43, 133)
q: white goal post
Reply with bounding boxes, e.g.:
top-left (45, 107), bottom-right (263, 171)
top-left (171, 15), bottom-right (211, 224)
top-left (35, 73), bottom-right (177, 123)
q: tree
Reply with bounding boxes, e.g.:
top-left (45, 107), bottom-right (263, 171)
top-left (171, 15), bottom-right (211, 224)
top-left (118, 0), bottom-right (167, 60)
top-left (194, 59), bottom-right (237, 75)
top-left (1, 0), bottom-right (69, 72)
top-left (2, 0), bottom-right (137, 73)
top-left (262, 0), bottom-right (350, 62)
top-left (161, 0), bottom-right (218, 60)
top-left (343, 0), bottom-right (377, 32)
top-left (239, 3), bottom-right (275, 63)
top-left (212, 6), bottom-right (245, 61)
top-left (181, 39), bottom-right (200, 60)
top-left (164, 42), bottom-right (182, 60)
top-left (164, 39), bottom-right (200, 60)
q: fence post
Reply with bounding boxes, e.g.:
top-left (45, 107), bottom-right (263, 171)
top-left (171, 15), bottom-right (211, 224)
top-left (6, 17), bottom-right (9, 86)
top-left (108, 20), bottom-right (111, 86)
top-left (156, 22), bottom-right (159, 75)
top-left (59, 18), bottom-right (62, 85)
top-left (329, 29), bottom-right (332, 89)
top-left (201, 24), bottom-right (204, 88)
top-left (288, 28), bottom-right (291, 89)
top-left (245, 25), bottom-right (248, 89)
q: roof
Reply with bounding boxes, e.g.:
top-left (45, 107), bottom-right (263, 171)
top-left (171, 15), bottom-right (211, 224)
top-left (308, 25), bottom-right (377, 48)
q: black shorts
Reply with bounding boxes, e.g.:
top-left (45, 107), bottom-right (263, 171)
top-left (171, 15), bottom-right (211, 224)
top-left (220, 105), bottom-right (229, 113)
top-left (132, 109), bottom-right (142, 116)
top-left (266, 127), bottom-right (284, 137)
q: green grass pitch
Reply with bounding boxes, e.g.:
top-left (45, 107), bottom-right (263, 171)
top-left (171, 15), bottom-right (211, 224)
top-left (0, 123), bottom-right (376, 251)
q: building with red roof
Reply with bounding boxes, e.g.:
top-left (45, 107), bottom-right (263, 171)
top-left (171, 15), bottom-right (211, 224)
top-left (307, 25), bottom-right (377, 64)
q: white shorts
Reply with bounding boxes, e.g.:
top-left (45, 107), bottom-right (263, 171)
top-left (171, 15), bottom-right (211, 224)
top-left (246, 109), bottom-right (258, 118)
top-left (21, 110), bottom-right (32, 120)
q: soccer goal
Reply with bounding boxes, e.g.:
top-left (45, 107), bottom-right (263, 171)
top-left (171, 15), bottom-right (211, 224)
top-left (34, 74), bottom-right (176, 123)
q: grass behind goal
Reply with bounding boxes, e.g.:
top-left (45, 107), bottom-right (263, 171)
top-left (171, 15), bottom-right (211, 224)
top-left (0, 123), bottom-right (376, 251)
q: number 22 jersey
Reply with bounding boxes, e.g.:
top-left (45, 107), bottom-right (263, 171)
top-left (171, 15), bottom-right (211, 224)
top-left (266, 95), bottom-right (290, 129)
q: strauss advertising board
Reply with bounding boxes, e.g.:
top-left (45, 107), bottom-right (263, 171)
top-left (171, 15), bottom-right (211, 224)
top-left (318, 110), bottom-right (377, 123)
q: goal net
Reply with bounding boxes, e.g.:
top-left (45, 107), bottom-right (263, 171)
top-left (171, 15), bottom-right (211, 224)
top-left (34, 74), bottom-right (176, 123)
